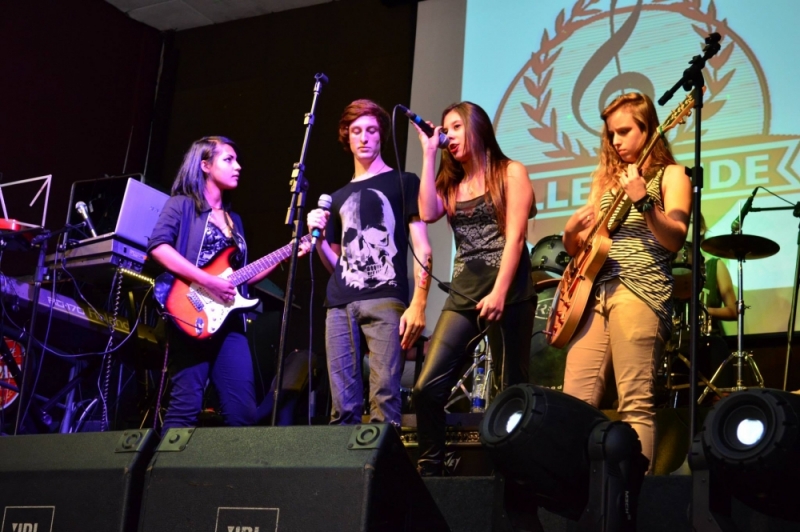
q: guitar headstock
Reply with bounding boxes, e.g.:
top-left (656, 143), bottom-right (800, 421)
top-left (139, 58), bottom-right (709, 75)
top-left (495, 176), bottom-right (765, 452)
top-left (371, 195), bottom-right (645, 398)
top-left (658, 86), bottom-right (706, 136)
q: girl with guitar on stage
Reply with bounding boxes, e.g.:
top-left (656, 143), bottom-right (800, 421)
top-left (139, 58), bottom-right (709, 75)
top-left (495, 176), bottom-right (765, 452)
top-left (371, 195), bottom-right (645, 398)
top-left (148, 136), bottom-right (308, 430)
top-left (560, 93), bottom-right (691, 472)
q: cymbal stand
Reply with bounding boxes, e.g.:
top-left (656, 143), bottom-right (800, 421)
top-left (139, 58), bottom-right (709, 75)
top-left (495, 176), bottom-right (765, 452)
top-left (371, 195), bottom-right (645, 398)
top-left (699, 248), bottom-right (764, 402)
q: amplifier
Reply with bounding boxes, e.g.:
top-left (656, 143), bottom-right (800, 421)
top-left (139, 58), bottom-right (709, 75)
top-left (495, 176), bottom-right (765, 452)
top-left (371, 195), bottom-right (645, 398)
top-left (48, 237), bottom-right (148, 271)
top-left (400, 413), bottom-right (494, 476)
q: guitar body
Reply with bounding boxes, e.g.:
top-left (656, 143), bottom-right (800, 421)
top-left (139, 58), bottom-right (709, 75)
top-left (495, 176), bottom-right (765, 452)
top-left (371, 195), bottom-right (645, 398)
top-left (545, 233), bottom-right (612, 349)
top-left (157, 247), bottom-right (259, 340)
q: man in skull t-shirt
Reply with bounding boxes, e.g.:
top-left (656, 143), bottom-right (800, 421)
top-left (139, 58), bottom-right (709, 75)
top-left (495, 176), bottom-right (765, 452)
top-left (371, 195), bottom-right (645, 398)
top-left (307, 100), bottom-right (431, 426)
top-left (326, 180), bottom-right (418, 301)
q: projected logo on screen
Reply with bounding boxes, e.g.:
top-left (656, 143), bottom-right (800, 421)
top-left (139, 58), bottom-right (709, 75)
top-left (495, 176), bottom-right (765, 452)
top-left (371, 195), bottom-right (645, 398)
top-left (494, 0), bottom-right (799, 240)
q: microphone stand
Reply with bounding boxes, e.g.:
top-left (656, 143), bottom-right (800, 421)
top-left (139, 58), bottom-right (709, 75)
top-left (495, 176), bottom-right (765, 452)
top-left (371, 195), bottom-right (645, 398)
top-left (658, 32), bottom-right (721, 446)
top-left (272, 73), bottom-right (328, 427)
top-left (745, 203), bottom-right (800, 390)
top-left (12, 223), bottom-right (82, 434)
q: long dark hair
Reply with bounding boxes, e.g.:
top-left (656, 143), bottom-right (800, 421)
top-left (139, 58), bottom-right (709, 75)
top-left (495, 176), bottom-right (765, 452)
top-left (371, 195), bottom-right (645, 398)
top-left (171, 136), bottom-right (237, 212)
top-left (436, 102), bottom-right (511, 234)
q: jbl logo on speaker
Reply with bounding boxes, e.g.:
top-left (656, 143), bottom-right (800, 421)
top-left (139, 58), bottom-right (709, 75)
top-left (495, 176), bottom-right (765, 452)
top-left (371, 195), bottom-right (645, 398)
top-left (215, 507), bottom-right (279, 532)
top-left (1, 507), bottom-right (55, 532)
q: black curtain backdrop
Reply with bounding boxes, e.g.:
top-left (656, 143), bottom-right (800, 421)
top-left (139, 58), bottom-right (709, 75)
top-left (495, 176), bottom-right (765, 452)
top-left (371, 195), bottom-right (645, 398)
top-left (147, 0), bottom-right (418, 368)
top-left (0, 0), bottom-right (162, 273)
top-left (1, 0), bottom-right (417, 391)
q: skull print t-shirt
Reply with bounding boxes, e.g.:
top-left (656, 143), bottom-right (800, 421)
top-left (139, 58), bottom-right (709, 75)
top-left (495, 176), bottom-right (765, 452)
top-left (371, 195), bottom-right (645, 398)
top-left (324, 171), bottom-right (420, 308)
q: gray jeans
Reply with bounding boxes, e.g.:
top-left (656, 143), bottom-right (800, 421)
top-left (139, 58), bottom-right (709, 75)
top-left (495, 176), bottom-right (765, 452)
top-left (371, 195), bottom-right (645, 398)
top-left (325, 297), bottom-right (405, 425)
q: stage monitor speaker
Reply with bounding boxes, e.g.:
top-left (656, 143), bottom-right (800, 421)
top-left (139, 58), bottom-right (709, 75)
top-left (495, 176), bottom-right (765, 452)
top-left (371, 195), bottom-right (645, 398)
top-left (0, 429), bottom-right (156, 532)
top-left (138, 424), bottom-right (448, 532)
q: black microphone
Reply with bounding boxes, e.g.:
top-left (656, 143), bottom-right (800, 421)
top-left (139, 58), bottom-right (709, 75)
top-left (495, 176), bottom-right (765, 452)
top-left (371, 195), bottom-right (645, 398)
top-left (311, 194), bottom-right (332, 246)
top-left (75, 201), bottom-right (98, 238)
top-left (731, 187), bottom-right (757, 233)
top-left (398, 105), bottom-right (449, 148)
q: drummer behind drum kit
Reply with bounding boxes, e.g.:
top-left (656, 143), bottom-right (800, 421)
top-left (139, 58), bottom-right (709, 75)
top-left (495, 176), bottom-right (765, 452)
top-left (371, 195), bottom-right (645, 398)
top-left (528, 228), bottom-right (780, 403)
top-left (529, 235), bottom-right (571, 390)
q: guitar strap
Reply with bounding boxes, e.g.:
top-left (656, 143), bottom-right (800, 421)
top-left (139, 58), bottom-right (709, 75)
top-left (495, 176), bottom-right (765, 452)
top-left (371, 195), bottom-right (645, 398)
top-left (607, 167), bottom-right (662, 234)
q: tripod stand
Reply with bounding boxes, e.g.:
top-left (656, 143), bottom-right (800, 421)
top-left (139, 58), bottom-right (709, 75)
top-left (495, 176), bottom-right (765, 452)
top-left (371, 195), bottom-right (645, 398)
top-left (444, 336), bottom-right (493, 412)
top-left (698, 233), bottom-right (778, 402)
top-left (659, 298), bottom-right (723, 407)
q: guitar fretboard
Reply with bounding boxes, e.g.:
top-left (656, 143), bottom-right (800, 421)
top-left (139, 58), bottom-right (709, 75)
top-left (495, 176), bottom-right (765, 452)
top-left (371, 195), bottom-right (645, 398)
top-left (227, 235), bottom-right (311, 287)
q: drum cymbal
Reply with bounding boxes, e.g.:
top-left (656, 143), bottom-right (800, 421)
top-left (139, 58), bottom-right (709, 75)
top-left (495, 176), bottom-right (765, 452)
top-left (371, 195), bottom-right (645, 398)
top-left (700, 234), bottom-right (780, 260)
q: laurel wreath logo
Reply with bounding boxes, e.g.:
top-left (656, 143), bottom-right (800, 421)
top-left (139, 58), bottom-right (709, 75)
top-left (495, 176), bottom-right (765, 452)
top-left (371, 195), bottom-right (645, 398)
top-left (522, 0), bottom-right (735, 160)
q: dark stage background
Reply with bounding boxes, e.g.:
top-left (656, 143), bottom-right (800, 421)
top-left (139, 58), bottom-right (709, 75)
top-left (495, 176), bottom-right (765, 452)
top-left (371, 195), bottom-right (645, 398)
top-left (0, 0), bottom-right (418, 367)
top-left (2, 0), bottom-right (799, 420)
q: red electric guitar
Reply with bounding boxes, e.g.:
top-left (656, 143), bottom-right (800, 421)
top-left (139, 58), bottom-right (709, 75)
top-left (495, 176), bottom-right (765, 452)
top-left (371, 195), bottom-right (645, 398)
top-left (155, 235), bottom-right (311, 339)
top-left (0, 338), bottom-right (24, 410)
top-left (0, 218), bottom-right (43, 251)
top-left (544, 90), bottom-right (700, 348)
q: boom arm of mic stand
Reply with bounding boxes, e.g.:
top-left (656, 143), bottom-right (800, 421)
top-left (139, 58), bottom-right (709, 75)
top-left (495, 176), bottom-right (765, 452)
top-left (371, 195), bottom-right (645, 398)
top-left (273, 74), bottom-right (327, 427)
top-left (658, 33), bottom-right (721, 106)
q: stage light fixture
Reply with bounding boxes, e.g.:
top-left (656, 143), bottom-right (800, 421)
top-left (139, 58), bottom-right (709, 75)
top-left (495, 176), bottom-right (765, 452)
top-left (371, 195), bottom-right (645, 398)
top-left (479, 384), bottom-right (647, 531)
top-left (692, 388), bottom-right (800, 530)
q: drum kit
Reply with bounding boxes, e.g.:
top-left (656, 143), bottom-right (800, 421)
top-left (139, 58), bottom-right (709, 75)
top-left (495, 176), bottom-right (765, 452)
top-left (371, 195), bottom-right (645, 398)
top-left (528, 230), bottom-right (780, 403)
top-left (529, 235), bottom-right (571, 390)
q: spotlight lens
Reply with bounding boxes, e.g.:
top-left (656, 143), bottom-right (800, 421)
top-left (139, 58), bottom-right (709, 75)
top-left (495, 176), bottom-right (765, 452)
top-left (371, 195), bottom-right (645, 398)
top-left (736, 418), bottom-right (765, 446)
top-left (506, 411), bottom-right (523, 433)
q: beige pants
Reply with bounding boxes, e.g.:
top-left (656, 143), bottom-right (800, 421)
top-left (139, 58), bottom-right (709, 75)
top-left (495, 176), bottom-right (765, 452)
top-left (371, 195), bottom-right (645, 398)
top-left (562, 278), bottom-right (667, 472)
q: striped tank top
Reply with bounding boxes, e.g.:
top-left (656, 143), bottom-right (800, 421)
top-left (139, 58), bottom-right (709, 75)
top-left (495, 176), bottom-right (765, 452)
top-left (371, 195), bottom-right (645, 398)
top-left (595, 167), bottom-right (674, 333)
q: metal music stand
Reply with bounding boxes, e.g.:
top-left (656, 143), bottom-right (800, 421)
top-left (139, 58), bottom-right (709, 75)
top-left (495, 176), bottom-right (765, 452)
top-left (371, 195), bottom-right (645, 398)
top-left (0, 174), bottom-right (51, 252)
top-left (697, 233), bottom-right (778, 402)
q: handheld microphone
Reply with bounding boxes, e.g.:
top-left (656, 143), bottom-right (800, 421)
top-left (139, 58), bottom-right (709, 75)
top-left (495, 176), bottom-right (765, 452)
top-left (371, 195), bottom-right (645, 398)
top-left (398, 105), bottom-right (449, 148)
top-left (311, 194), bottom-right (332, 246)
top-left (731, 187), bottom-right (757, 233)
top-left (75, 201), bottom-right (98, 238)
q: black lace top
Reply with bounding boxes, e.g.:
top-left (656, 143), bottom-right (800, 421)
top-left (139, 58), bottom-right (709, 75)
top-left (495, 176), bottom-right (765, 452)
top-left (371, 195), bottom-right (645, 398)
top-left (443, 195), bottom-right (534, 311)
top-left (197, 218), bottom-right (244, 270)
